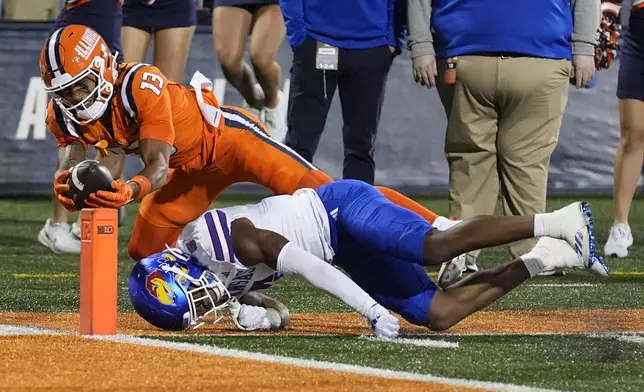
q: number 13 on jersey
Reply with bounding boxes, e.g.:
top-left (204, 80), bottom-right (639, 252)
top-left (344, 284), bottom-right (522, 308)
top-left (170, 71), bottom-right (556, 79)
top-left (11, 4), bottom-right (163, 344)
top-left (140, 72), bottom-right (164, 96)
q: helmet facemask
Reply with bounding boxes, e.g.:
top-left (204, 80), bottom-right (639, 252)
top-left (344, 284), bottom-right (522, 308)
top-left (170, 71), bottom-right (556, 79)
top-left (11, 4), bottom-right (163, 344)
top-left (160, 248), bottom-right (233, 329)
top-left (46, 51), bottom-right (118, 124)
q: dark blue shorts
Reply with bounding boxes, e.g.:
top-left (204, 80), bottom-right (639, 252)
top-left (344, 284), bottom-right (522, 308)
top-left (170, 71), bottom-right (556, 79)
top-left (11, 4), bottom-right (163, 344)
top-left (316, 179), bottom-right (438, 326)
top-left (54, 0), bottom-right (122, 54)
top-left (617, 53), bottom-right (644, 101)
top-left (123, 0), bottom-right (197, 32)
top-left (214, 0), bottom-right (279, 8)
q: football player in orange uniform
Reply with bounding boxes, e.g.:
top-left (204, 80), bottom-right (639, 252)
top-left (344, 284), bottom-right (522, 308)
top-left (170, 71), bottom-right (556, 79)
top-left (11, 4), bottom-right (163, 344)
top-left (41, 25), bottom-right (441, 261)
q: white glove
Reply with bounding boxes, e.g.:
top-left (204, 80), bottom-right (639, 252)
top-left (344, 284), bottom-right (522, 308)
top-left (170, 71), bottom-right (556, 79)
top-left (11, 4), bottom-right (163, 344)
top-left (228, 297), bottom-right (278, 331)
top-left (366, 304), bottom-right (399, 339)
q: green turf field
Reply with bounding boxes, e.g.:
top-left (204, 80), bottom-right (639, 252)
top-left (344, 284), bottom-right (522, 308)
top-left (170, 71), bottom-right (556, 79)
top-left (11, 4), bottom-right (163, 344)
top-left (1, 196), bottom-right (643, 391)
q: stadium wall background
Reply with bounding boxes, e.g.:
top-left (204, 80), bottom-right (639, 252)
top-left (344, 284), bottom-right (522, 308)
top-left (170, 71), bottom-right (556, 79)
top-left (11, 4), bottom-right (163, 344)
top-left (0, 23), bottom-right (637, 196)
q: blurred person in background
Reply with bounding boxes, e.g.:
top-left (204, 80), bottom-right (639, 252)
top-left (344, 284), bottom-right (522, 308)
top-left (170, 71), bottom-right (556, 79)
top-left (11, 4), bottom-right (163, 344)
top-left (603, 0), bottom-right (644, 258)
top-left (121, 0), bottom-right (197, 83)
top-left (280, 0), bottom-right (407, 185)
top-left (407, 0), bottom-right (600, 286)
top-left (38, 0), bottom-right (124, 254)
top-left (211, 0), bottom-right (286, 134)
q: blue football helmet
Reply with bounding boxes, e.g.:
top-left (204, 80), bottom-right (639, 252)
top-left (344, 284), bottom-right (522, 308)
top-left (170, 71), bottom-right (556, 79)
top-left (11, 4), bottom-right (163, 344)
top-left (128, 247), bottom-right (232, 330)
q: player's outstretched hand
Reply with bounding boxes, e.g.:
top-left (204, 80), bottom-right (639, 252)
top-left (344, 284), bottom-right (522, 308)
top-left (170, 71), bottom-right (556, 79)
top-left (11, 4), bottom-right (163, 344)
top-left (53, 170), bottom-right (76, 212)
top-left (86, 179), bottom-right (133, 209)
top-left (367, 304), bottom-right (399, 339)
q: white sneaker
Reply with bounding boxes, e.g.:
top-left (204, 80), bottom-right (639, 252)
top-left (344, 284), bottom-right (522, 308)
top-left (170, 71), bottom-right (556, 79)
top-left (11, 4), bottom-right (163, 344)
top-left (263, 90), bottom-right (286, 141)
top-left (532, 237), bottom-right (609, 276)
top-left (549, 201), bottom-right (597, 268)
top-left (242, 83), bottom-right (265, 123)
top-left (38, 219), bottom-right (80, 254)
top-left (604, 223), bottom-right (633, 258)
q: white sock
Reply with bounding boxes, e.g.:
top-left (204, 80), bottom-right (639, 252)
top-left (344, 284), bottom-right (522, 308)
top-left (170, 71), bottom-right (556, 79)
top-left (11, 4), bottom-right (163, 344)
top-left (533, 213), bottom-right (552, 237)
top-left (520, 251), bottom-right (547, 277)
top-left (433, 216), bottom-right (462, 231)
top-left (277, 242), bottom-right (377, 317)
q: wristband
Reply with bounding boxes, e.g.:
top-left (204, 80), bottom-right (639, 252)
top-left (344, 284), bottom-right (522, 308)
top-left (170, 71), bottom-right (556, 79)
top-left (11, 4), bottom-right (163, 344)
top-left (127, 175), bottom-right (152, 200)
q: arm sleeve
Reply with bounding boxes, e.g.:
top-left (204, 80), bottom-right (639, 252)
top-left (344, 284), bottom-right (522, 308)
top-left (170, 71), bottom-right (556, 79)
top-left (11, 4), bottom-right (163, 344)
top-left (406, 0), bottom-right (435, 58)
top-left (277, 242), bottom-right (377, 317)
top-left (572, 0), bottom-right (601, 56)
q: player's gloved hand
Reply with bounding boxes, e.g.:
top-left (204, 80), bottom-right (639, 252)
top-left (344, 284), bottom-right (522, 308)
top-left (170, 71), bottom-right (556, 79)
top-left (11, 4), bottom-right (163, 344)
top-left (86, 179), bottom-right (134, 209)
top-left (367, 304), bottom-right (399, 339)
top-left (228, 297), bottom-right (274, 331)
top-left (53, 169), bottom-right (77, 212)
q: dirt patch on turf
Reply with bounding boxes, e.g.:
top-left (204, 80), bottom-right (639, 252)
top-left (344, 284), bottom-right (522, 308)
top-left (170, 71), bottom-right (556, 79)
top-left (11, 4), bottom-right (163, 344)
top-left (3, 309), bottom-right (644, 335)
top-left (0, 335), bottom-right (485, 392)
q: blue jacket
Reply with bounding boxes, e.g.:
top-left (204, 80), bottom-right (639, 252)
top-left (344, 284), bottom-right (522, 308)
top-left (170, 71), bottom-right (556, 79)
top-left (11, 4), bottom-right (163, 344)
top-left (280, 0), bottom-right (407, 53)
top-left (432, 0), bottom-right (573, 60)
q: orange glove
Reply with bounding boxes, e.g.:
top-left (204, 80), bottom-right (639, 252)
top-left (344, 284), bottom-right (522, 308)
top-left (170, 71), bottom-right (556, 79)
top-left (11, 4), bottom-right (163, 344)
top-left (86, 179), bottom-right (134, 209)
top-left (53, 170), bottom-right (77, 212)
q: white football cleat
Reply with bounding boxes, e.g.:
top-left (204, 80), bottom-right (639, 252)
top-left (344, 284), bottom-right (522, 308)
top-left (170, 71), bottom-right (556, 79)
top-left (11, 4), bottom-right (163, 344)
top-left (38, 219), bottom-right (80, 254)
top-left (604, 223), bottom-right (633, 258)
top-left (366, 304), bottom-right (399, 339)
top-left (437, 253), bottom-right (467, 288)
top-left (531, 237), bottom-right (609, 276)
top-left (550, 201), bottom-right (598, 269)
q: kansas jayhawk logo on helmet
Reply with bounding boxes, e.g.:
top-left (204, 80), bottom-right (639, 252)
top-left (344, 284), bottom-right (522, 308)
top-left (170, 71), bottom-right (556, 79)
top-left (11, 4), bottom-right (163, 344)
top-left (145, 270), bottom-right (177, 305)
top-left (39, 24), bottom-right (118, 124)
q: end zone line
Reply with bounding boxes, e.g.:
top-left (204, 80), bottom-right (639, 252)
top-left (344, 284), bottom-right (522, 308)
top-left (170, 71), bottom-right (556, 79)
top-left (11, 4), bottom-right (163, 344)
top-left (88, 334), bottom-right (560, 392)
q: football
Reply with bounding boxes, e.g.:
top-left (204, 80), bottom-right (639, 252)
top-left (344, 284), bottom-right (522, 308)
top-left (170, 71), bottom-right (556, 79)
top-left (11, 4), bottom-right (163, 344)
top-left (65, 160), bottom-right (114, 210)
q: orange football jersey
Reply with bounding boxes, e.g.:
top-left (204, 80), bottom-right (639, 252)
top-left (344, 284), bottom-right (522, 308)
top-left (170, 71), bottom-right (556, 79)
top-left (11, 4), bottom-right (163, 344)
top-left (46, 62), bottom-right (214, 168)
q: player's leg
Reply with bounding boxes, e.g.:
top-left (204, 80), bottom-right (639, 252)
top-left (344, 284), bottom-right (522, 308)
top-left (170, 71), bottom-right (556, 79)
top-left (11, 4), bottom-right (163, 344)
top-left (374, 186), bottom-right (440, 223)
top-left (605, 53), bottom-right (644, 257)
top-left (248, 4), bottom-right (286, 133)
top-left (213, 6), bottom-right (259, 108)
top-left (426, 237), bottom-right (580, 331)
top-left (127, 168), bottom-right (233, 260)
top-left (153, 26), bottom-right (196, 83)
top-left (218, 107), bottom-right (334, 193)
top-left (121, 26), bottom-right (152, 62)
top-left (317, 179), bottom-right (603, 269)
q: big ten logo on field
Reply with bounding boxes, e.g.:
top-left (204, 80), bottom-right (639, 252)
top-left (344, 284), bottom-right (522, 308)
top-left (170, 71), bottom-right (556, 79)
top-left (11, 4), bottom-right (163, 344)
top-left (14, 77), bottom-right (291, 142)
top-left (97, 225), bottom-right (114, 235)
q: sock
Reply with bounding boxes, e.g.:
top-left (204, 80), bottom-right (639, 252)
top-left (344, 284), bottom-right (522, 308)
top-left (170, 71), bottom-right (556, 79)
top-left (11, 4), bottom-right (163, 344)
top-left (520, 251), bottom-right (547, 277)
top-left (277, 242), bottom-right (377, 317)
top-left (433, 216), bottom-right (462, 231)
top-left (533, 213), bottom-right (550, 237)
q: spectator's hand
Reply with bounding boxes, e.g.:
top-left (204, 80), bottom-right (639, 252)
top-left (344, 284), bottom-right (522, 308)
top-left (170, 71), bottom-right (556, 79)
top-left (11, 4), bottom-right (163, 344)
top-left (572, 55), bottom-right (595, 88)
top-left (412, 55), bottom-right (437, 88)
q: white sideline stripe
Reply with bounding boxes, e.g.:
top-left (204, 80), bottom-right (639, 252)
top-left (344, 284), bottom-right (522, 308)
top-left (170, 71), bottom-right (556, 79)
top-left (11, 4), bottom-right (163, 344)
top-left (358, 335), bottom-right (459, 348)
top-left (527, 283), bottom-right (597, 288)
top-left (0, 324), bottom-right (62, 336)
top-left (86, 334), bottom-right (559, 392)
top-left (592, 333), bottom-right (644, 345)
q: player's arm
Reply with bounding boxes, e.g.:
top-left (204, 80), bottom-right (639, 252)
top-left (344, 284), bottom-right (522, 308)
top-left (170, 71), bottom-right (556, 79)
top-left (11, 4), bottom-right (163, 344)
top-left (87, 66), bottom-right (173, 208)
top-left (230, 217), bottom-right (399, 338)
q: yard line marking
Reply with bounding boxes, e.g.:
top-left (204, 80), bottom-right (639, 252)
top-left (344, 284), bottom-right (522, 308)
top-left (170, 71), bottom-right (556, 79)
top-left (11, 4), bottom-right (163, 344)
top-left (358, 335), bottom-right (459, 348)
top-left (88, 334), bottom-right (560, 392)
top-left (527, 283), bottom-right (597, 287)
top-left (591, 332), bottom-right (644, 345)
top-left (12, 273), bottom-right (78, 279)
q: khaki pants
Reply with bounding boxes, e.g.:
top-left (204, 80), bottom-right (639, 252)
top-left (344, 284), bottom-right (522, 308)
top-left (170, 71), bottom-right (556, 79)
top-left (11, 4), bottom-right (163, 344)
top-left (437, 55), bottom-right (571, 259)
top-left (3, 0), bottom-right (61, 21)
